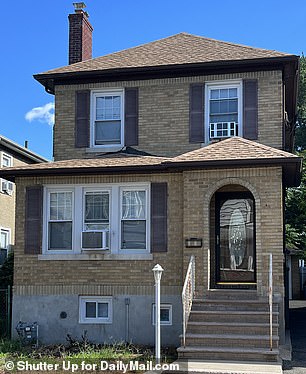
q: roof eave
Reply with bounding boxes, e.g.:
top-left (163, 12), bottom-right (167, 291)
top-left (0, 136), bottom-right (49, 163)
top-left (34, 55), bottom-right (299, 95)
top-left (1, 156), bottom-right (301, 187)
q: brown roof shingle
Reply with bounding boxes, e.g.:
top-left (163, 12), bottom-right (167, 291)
top-left (37, 33), bottom-right (291, 76)
top-left (0, 137), bottom-right (299, 176)
top-left (172, 137), bottom-right (297, 162)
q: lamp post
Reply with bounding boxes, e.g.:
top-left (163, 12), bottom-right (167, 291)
top-left (152, 264), bottom-right (164, 365)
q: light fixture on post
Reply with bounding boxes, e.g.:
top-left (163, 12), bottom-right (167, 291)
top-left (152, 264), bottom-right (164, 365)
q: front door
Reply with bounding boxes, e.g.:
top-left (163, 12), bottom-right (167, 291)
top-left (215, 192), bottom-right (256, 287)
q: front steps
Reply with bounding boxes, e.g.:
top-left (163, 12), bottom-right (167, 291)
top-left (177, 290), bottom-right (279, 362)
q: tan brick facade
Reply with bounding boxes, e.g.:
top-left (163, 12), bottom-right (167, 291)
top-left (53, 70), bottom-right (283, 161)
top-left (14, 166), bottom-right (284, 301)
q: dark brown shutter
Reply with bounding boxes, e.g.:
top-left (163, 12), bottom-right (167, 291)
top-left (124, 88), bottom-right (139, 146)
top-left (75, 90), bottom-right (90, 148)
top-left (25, 186), bottom-right (43, 254)
top-left (189, 84), bottom-right (204, 143)
top-left (151, 182), bottom-right (168, 253)
top-left (243, 80), bottom-right (258, 140)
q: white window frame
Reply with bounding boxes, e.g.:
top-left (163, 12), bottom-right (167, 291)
top-left (82, 187), bottom-right (111, 250)
top-left (1, 153), bottom-right (12, 168)
top-left (42, 183), bottom-right (150, 255)
top-left (90, 89), bottom-right (124, 151)
top-left (79, 296), bottom-right (112, 324)
top-left (45, 188), bottom-right (74, 253)
top-left (0, 227), bottom-right (11, 250)
top-left (1, 153), bottom-right (14, 195)
top-left (119, 186), bottom-right (150, 254)
top-left (205, 80), bottom-right (243, 143)
top-left (152, 304), bottom-right (172, 326)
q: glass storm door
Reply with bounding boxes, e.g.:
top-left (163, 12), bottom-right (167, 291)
top-left (216, 192), bottom-right (256, 285)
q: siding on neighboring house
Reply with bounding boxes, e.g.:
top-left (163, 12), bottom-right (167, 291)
top-left (0, 151), bottom-right (30, 252)
top-left (53, 70), bottom-right (283, 161)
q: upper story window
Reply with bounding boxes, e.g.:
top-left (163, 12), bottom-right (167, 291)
top-left (91, 90), bottom-right (124, 149)
top-left (205, 82), bottom-right (242, 142)
top-left (1, 153), bottom-right (12, 168)
top-left (0, 153), bottom-right (14, 195)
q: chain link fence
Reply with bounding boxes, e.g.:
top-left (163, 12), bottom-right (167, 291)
top-left (0, 286), bottom-right (11, 337)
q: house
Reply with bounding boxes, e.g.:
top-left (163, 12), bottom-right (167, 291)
top-left (0, 136), bottom-right (47, 267)
top-left (0, 3), bottom-right (302, 362)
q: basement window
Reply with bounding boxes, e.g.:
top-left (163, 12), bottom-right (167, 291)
top-left (79, 296), bottom-right (112, 324)
top-left (152, 304), bottom-right (172, 326)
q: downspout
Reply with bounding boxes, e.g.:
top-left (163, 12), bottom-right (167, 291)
top-left (125, 298), bottom-right (130, 342)
top-left (283, 182), bottom-right (290, 328)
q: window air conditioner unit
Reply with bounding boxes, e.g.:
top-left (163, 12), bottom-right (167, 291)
top-left (210, 122), bottom-right (238, 139)
top-left (82, 231), bottom-right (108, 250)
top-left (1, 180), bottom-right (13, 195)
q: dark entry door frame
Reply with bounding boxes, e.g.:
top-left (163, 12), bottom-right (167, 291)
top-left (215, 191), bottom-right (256, 288)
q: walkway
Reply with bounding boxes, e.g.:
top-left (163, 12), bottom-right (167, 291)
top-left (283, 300), bottom-right (306, 373)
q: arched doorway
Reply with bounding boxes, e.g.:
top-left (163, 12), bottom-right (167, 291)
top-left (210, 185), bottom-right (256, 289)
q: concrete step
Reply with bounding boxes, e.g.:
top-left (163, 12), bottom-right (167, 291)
top-left (192, 299), bottom-right (278, 312)
top-left (181, 333), bottom-right (279, 349)
top-left (187, 321), bottom-right (278, 335)
top-left (205, 289), bottom-right (258, 300)
top-left (177, 346), bottom-right (279, 362)
top-left (189, 310), bottom-right (279, 324)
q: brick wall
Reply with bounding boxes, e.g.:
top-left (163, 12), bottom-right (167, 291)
top-left (14, 166), bottom-right (284, 300)
top-left (53, 70), bottom-right (283, 161)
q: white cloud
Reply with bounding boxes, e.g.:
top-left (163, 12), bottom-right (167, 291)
top-left (25, 102), bottom-right (55, 126)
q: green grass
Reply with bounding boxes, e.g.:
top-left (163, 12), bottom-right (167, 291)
top-left (0, 338), bottom-right (177, 373)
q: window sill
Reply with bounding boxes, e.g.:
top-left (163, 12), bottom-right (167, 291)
top-left (85, 146), bottom-right (125, 154)
top-left (38, 253), bottom-right (153, 261)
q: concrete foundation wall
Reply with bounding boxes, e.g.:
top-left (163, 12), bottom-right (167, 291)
top-left (12, 294), bottom-right (181, 346)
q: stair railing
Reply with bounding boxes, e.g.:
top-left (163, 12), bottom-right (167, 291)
top-left (268, 253), bottom-right (273, 351)
top-left (182, 255), bottom-right (195, 347)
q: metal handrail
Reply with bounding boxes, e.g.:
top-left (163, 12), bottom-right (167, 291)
top-left (182, 255), bottom-right (195, 347)
top-left (268, 253), bottom-right (273, 351)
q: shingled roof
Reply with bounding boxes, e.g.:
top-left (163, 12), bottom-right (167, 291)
top-left (36, 32), bottom-right (292, 77)
top-left (0, 138), bottom-right (301, 186)
top-left (173, 137), bottom-right (296, 162)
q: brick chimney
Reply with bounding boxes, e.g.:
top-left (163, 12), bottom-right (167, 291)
top-left (68, 2), bottom-right (93, 64)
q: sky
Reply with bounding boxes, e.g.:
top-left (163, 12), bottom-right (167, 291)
top-left (1, 0), bottom-right (305, 160)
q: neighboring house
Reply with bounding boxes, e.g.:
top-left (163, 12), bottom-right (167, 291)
top-left (0, 4), bottom-right (302, 362)
top-left (0, 136), bottom-right (47, 266)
